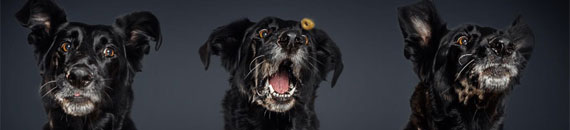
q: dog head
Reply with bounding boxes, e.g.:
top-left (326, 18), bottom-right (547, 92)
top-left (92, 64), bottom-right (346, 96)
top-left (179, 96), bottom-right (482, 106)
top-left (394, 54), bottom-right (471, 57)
top-left (200, 17), bottom-right (343, 112)
top-left (398, 0), bottom-right (534, 102)
top-left (16, 0), bottom-right (161, 116)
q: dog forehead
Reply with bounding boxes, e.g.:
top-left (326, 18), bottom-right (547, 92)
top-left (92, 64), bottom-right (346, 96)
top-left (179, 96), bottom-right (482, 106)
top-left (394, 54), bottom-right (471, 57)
top-left (446, 25), bottom-right (500, 39)
top-left (257, 17), bottom-right (300, 29)
top-left (58, 23), bottom-right (118, 40)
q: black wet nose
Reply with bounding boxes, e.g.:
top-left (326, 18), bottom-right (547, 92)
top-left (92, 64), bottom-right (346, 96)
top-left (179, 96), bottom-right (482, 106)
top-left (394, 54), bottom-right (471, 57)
top-left (277, 31), bottom-right (304, 48)
top-left (66, 67), bottom-right (93, 88)
top-left (490, 37), bottom-right (514, 56)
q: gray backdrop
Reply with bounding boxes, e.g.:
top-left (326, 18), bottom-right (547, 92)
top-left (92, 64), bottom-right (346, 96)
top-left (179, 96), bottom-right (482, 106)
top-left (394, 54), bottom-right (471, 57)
top-left (1, 0), bottom-right (568, 129)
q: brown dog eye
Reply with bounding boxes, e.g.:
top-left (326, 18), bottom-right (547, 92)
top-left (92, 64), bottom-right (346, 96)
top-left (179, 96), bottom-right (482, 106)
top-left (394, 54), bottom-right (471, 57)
top-left (302, 35), bottom-right (309, 45)
top-left (61, 41), bottom-right (71, 52)
top-left (457, 36), bottom-right (468, 45)
top-left (258, 29), bottom-right (269, 38)
top-left (103, 47), bottom-right (115, 57)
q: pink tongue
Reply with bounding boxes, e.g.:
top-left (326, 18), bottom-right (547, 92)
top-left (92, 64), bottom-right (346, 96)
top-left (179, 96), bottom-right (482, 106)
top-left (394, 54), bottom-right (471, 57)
top-left (269, 72), bottom-right (290, 94)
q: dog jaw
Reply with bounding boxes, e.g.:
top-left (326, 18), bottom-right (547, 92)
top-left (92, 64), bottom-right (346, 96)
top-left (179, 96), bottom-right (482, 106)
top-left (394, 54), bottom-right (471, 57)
top-left (53, 80), bottom-right (102, 116)
top-left (256, 82), bottom-right (297, 112)
top-left (252, 60), bottom-right (301, 112)
top-left (60, 98), bottom-right (96, 116)
top-left (467, 53), bottom-right (520, 92)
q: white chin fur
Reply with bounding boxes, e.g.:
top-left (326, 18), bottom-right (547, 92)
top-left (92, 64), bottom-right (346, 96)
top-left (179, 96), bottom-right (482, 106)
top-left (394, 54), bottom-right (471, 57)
top-left (62, 101), bottom-right (95, 116)
top-left (474, 63), bottom-right (518, 91)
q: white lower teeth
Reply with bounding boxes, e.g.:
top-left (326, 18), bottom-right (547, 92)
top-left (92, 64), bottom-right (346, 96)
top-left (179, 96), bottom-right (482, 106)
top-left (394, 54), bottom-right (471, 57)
top-left (265, 81), bottom-right (297, 98)
top-left (267, 82), bottom-right (275, 93)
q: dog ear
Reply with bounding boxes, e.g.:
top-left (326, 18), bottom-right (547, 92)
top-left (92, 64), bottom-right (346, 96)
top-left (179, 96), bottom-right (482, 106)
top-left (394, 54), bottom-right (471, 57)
top-left (15, 0), bottom-right (67, 55)
top-left (114, 11), bottom-right (162, 72)
top-left (397, 0), bottom-right (445, 79)
top-left (311, 29), bottom-right (343, 88)
top-left (16, 0), bottom-right (67, 34)
top-left (199, 19), bottom-right (254, 71)
top-left (507, 16), bottom-right (534, 60)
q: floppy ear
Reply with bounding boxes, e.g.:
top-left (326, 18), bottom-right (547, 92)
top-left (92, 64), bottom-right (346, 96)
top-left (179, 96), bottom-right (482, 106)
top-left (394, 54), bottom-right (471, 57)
top-left (114, 11), bottom-right (162, 72)
top-left (397, 0), bottom-right (445, 78)
top-left (506, 16), bottom-right (534, 60)
top-left (199, 19), bottom-right (254, 71)
top-left (310, 29), bottom-right (343, 87)
top-left (15, 0), bottom-right (67, 57)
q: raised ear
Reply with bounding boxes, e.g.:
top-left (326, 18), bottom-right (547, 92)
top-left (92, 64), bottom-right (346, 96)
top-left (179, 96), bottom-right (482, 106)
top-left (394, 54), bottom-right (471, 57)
top-left (15, 0), bottom-right (67, 57)
top-left (507, 16), bottom-right (534, 60)
top-left (16, 0), bottom-right (67, 34)
top-left (310, 29), bottom-right (343, 88)
top-left (114, 11), bottom-right (162, 72)
top-left (397, 0), bottom-right (445, 78)
top-left (199, 19), bottom-right (254, 71)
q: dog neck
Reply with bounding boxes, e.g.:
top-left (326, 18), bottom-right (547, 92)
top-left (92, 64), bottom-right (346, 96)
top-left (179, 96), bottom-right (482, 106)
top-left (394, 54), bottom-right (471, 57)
top-left (407, 82), bottom-right (507, 130)
top-left (223, 85), bottom-right (319, 130)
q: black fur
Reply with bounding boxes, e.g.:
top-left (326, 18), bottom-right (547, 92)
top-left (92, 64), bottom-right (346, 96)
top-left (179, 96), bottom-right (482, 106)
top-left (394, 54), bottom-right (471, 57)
top-left (398, 0), bottom-right (534, 130)
top-left (15, 0), bottom-right (162, 129)
top-left (199, 17), bottom-right (343, 130)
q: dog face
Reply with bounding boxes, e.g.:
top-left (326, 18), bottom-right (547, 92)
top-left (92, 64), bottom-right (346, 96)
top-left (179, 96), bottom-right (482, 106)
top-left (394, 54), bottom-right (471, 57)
top-left (16, 0), bottom-right (161, 116)
top-left (200, 17), bottom-right (343, 112)
top-left (398, 1), bottom-right (533, 95)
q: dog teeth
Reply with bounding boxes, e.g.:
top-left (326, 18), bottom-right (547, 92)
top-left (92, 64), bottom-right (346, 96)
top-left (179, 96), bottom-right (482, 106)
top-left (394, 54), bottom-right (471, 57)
top-left (264, 81), bottom-right (297, 98)
top-left (270, 91), bottom-right (293, 98)
top-left (287, 87), bottom-right (296, 96)
top-left (267, 82), bottom-right (275, 93)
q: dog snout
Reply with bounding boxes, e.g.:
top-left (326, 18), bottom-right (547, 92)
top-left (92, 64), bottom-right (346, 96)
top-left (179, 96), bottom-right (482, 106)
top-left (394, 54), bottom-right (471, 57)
top-left (277, 31), bottom-right (304, 49)
top-left (66, 66), bottom-right (94, 88)
top-left (489, 37), bottom-right (514, 56)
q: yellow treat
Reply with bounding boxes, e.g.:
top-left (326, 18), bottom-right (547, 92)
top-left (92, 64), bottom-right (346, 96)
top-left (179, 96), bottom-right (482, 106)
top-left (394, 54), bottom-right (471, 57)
top-left (301, 18), bottom-right (315, 30)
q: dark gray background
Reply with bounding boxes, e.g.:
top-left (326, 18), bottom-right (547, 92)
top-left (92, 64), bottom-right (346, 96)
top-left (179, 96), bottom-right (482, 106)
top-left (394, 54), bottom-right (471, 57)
top-left (2, 0), bottom-right (568, 129)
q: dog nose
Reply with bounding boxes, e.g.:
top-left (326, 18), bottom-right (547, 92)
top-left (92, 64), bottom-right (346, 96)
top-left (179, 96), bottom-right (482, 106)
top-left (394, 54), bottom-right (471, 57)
top-left (66, 67), bottom-right (93, 88)
top-left (277, 31), bottom-right (304, 48)
top-left (489, 37), bottom-right (514, 56)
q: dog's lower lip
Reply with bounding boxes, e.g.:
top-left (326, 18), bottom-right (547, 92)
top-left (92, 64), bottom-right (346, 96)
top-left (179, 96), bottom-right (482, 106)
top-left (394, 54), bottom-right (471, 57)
top-left (65, 96), bottom-right (89, 103)
top-left (482, 66), bottom-right (509, 77)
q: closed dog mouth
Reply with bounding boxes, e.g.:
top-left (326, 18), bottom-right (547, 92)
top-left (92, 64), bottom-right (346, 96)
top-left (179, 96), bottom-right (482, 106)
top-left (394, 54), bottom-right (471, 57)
top-left (60, 94), bottom-right (96, 116)
top-left (482, 66), bottom-right (511, 78)
top-left (470, 62), bottom-right (519, 91)
top-left (54, 83), bottom-right (102, 117)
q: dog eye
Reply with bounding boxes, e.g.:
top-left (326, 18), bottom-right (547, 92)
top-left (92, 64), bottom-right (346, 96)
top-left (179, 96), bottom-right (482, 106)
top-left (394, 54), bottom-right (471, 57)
top-left (301, 35), bottom-right (309, 45)
top-left (457, 36), bottom-right (469, 45)
top-left (103, 47), bottom-right (115, 57)
top-left (61, 41), bottom-right (71, 52)
top-left (258, 29), bottom-right (269, 38)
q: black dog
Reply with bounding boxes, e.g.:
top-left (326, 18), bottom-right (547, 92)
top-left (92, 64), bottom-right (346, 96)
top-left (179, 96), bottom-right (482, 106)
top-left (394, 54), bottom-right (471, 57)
top-left (16, 0), bottom-right (161, 129)
top-left (199, 17), bottom-right (343, 130)
top-left (398, 0), bottom-right (534, 130)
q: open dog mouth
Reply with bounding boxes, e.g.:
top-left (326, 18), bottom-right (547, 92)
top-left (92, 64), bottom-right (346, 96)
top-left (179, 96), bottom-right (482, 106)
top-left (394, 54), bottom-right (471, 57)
top-left (267, 70), bottom-right (297, 100)
top-left (255, 61), bottom-right (300, 112)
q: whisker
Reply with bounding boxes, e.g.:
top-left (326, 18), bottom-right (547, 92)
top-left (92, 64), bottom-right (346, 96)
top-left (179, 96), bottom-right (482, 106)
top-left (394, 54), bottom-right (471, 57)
top-left (102, 91), bottom-right (113, 104)
top-left (455, 59), bottom-right (476, 81)
top-left (245, 61), bottom-right (265, 79)
top-left (305, 61), bottom-right (320, 74)
top-left (249, 55), bottom-right (265, 68)
top-left (39, 80), bottom-right (57, 91)
top-left (307, 56), bottom-right (324, 65)
top-left (41, 87), bottom-right (58, 98)
top-left (458, 54), bottom-right (474, 65)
